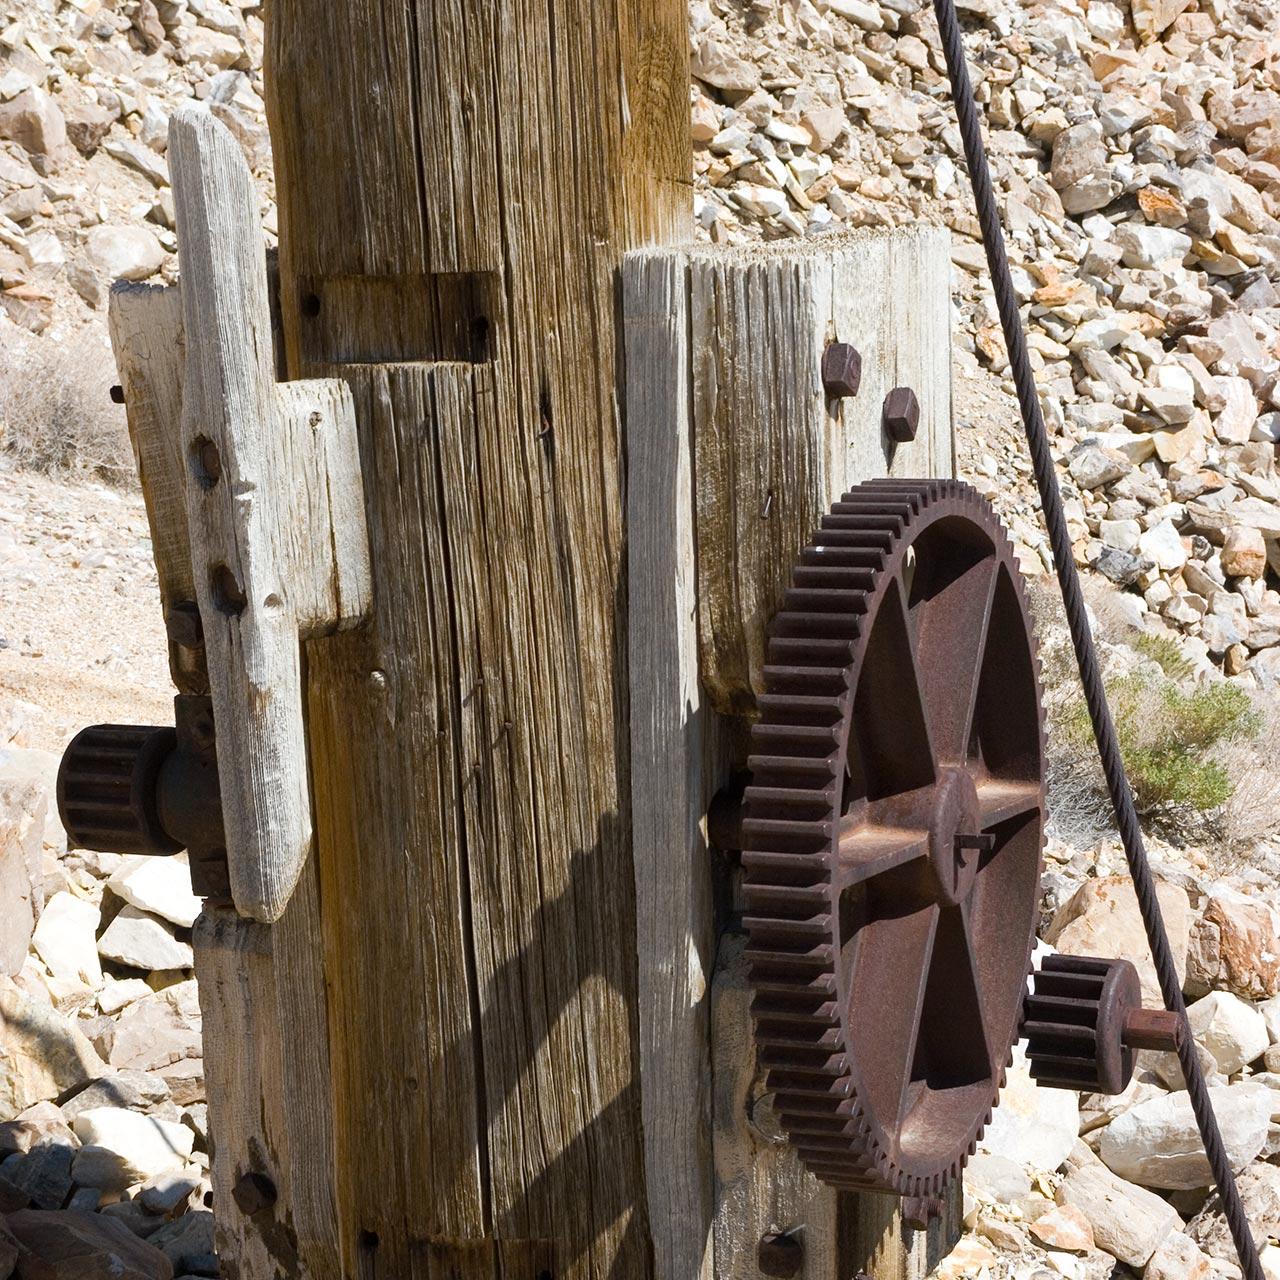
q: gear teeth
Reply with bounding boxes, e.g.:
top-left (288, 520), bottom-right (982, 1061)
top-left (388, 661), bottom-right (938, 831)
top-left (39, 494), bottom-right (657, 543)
top-left (743, 478), bottom-right (1044, 1196)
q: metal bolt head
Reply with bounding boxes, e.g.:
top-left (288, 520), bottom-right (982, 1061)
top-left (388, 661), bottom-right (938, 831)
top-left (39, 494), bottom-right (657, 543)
top-left (883, 386), bottom-right (921, 443)
top-left (232, 1171), bottom-right (277, 1217)
top-left (109, 384), bottom-right (125, 405)
top-left (758, 1232), bottom-right (803, 1278)
top-left (821, 342), bottom-right (862, 399)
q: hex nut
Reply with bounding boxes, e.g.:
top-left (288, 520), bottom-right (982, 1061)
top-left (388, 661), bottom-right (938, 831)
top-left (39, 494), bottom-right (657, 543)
top-left (883, 386), bottom-right (921, 442)
top-left (821, 342), bottom-right (862, 399)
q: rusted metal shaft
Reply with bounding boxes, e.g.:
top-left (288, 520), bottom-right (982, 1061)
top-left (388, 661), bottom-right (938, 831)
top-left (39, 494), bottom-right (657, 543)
top-left (1122, 1007), bottom-right (1185, 1053)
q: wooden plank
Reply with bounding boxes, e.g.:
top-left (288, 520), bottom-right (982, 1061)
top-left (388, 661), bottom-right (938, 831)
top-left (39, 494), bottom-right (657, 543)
top-left (623, 234), bottom-right (956, 1280)
top-left (255, 0), bottom-right (692, 1273)
top-left (685, 230), bottom-right (952, 715)
top-left (107, 147), bottom-right (345, 1280)
top-left (623, 252), bottom-right (715, 1280)
top-left (711, 934), bottom-right (838, 1280)
top-left (107, 282), bottom-right (193, 616)
top-left (844, 1183), bottom-right (965, 1279)
top-left (169, 108), bottom-right (370, 924)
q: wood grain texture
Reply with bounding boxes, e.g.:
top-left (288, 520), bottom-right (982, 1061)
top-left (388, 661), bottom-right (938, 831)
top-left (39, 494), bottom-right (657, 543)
top-left (624, 253), bottom-right (715, 1280)
top-left (108, 282), bottom-right (192, 614)
top-left (678, 230), bottom-right (952, 716)
top-left (623, 235), bottom-right (956, 1280)
top-left (255, 0), bottom-right (691, 1273)
top-left (107, 269), bottom-right (343, 1280)
top-left (170, 107), bottom-right (370, 923)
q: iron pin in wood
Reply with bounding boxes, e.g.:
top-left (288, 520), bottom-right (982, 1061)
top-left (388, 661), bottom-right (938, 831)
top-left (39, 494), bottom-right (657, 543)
top-left (883, 386), bottom-right (921, 442)
top-left (821, 341), bottom-right (862, 398)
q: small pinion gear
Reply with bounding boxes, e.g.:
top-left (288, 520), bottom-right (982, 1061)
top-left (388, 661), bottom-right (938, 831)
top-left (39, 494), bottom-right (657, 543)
top-left (742, 479), bottom-right (1046, 1197)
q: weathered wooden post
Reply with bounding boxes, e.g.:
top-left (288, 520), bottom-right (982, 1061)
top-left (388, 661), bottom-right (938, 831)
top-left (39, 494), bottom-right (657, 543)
top-left (96, 4), bottom-right (967, 1277)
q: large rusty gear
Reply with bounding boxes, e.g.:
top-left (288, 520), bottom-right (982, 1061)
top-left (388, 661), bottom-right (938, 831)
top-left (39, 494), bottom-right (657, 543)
top-left (742, 478), bottom-right (1046, 1197)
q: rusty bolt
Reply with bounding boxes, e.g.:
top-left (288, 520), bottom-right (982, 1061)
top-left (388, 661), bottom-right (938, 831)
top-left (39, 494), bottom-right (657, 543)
top-left (232, 1171), bottom-right (277, 1217)
top-left (903, 1195), bottom-right (944, 1230)
top-left (821, 342), bottom-right (862, 399)
top-left (883, 386), bottom-right (921, 443)
top-left (165, 601), bottom-right (204, 650)
top-left (758, 1232), bottom-right (804, 1278)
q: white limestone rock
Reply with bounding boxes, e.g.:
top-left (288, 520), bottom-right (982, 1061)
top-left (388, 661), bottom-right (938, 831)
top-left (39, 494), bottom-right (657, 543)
top-left (978, 1042), bottom-right (1079, 1174)
top-left (1187, 990), bottom-right (1269, 1075)
top-left (97, 907), bottom-right (193, 973)
top-left (31, 892), bottom-right (102, 989)
top-left (71, 1106), bottom-right (194, 1192)
top-left (106, 855), bottom-right (201, 929)
top-left (1097, 1083), bottom-right (1271, 1190)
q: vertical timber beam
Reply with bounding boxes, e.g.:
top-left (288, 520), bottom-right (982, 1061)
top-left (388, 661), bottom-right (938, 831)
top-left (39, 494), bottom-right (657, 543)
top-left (623, 230), bottom-right (961, 1280)
top-left (245, 1), bottom-right (690, 1278)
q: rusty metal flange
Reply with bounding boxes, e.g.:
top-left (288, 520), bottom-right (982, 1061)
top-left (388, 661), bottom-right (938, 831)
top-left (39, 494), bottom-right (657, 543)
top-left (742, 478), bottom-right (1046, 1197)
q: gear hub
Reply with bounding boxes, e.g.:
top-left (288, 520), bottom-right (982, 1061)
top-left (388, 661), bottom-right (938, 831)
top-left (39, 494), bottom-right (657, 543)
top-left (742, 479), bottom-right (1046, 1197)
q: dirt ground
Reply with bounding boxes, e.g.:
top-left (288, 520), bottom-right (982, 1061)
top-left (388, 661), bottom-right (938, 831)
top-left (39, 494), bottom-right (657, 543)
top-left (0, 464), bottom-right (171, 753)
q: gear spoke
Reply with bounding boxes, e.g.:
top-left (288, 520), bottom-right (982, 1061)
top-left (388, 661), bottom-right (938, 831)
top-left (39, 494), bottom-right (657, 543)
top-left (849, 578), bottom-right (937, 803)
top-left (909, 552), bottom-right (999, 766)
top-left (976, 778), bottom-right (1042, 829)
top-left (833, 823), bottom-right (930, 889)
top-left (852, 890), bottom-right (940, 1149)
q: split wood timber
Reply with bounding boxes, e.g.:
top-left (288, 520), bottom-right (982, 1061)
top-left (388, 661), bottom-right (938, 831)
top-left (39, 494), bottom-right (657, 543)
top-left (102, 5), bottom-right (968, 1276)
top-left (623, 231), bottom-right (961, 1280)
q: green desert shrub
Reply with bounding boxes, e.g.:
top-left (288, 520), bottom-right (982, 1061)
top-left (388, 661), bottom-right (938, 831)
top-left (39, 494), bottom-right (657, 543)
top-left (1064, 672), bottom-right (1260, 816)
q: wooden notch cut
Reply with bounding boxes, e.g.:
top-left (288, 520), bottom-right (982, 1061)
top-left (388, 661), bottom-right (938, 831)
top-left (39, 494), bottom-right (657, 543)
top-left (295, 270), bottom-right (501, 365)
top-left (169, 107), bottom-right (371, 923)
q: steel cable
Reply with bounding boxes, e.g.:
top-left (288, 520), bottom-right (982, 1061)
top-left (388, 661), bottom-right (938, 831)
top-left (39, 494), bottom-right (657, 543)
top-left (930, 3), bottom-right (1265, 1275)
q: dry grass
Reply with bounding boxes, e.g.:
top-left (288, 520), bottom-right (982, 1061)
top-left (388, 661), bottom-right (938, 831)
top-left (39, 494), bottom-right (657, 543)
top-left (0, 331), bottom-right (134, 485)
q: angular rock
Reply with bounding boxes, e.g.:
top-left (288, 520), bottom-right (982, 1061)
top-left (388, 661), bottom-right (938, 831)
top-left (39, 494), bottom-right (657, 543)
top-left (94, 985), bottom-right (200, 1073)
top-left (0, 1101), bottom-right (77, 1157)
top-left (32, 891), bottom-right (103, 989)
top-left (979, 1043), bottom-right (1079, 1173)
top-left (107, 856), bottom-right (202, 930)
top-left (85, 226), bottom-right (166, 286)
top-left (1114, 224), bottom-right (1192, 269)
top-left (1188, 1162), bottom-right (1280, 1264)
top-left (1222, 526), bottom-right (1268, 580)
top-left (1046, 876), bottom-right (1190, 1006)
top-left (0, 982), bottom-right (107, 1121)
top-left (1187, 891), bottom-right (1280, 1001)
top-left (4, 1136), bottom-right (75, 1209)
top-left (60, 95), bottom-right (115, 156)
top-left (690, 38), bottom-right (759, 94)
top-left (0, 88), bottom-right (67, 161)
top-left (1186, 990), bottom-right (1269, 1074)
top-left (60, 1070), bottom-right (171, 1123)
top-left (138, 1167), bottom-right (202, 1216)
top-left (1051, 122), bottom-right (1106, 191)
top-left (71, 1106), bottom-right (195, 1192)
top-left (1030, 1204), bottom-right (1094, 1252)
top-left (1098, 1083), bottom-right (1271, 1190)
top-left (1139, 519), bottom-right (1188, 572)
top-left (97, 905), bottom-right (193, 973)
top-left (1069, 443), bottom-right (1132, 489)
top-left (5, 1208), bottom-right (173, 1280)
top-left (147, 1209), bottom-right (214, 1274)
top-left (1144, 1232), bottom-right (1215, 1280)
top-left (965, 1152), bottom-right (1031, 1203)
top-left (1056, 1157), bottom-right (1180, 1266)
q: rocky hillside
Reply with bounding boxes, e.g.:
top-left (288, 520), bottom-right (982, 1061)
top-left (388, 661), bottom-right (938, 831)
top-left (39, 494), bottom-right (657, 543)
top-left (1, 0), bottom-right (1280, 1278)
